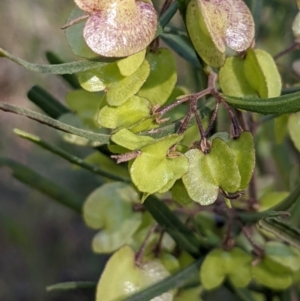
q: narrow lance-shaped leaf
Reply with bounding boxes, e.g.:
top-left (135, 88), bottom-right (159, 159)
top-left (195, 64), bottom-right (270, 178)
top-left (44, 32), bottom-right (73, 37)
top-left (0, 101), bottom-right (111, 145)
top-left (14, 129), bottom-right (130, 183)
top-left (223, 91), bottom-right (300, 115)
top-left (0, 157), bottom-right (83, 214)
top-left (0, 47), bottom-right (108, 74)
top-left (27, 85), bottom-right (70, 119)
top-left (47, 281), bottom-right (96, 292)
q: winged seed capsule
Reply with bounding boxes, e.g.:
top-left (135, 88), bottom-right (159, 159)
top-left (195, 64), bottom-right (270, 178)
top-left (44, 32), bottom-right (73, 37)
top-left (73, 0), bottom-right (158, 57)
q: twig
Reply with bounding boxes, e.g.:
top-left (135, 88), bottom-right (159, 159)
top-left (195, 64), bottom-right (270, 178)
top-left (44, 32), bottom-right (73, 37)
top-left (135, 224), bottom-right (158, 265)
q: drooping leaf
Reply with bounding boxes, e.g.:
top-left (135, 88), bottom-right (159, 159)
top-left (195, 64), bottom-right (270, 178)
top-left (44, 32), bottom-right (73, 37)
top-left (83, 183), bottom-right (142, 253)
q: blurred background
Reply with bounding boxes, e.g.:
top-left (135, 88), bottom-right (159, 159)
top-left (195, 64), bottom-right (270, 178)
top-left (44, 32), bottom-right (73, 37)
top-left (0, 0), bottom-right (298, 301)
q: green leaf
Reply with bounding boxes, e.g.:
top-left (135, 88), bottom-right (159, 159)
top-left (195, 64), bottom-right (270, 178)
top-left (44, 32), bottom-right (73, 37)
top-left (138, 49), bottom-right (177, 106)
top-left (130, 135), bottom-right (188, 194)
top-left (0, 157), bottom-right (83, 214)
top-left (78, 68), bottom-right (107, 92)
top-left (264, 241), bottom-right (300, 273)
top-left (106, 59), bottom-right (150, 106)
top-left (183, 149), bottom-right (219, 205)
top-left (84, 152), bottom-right (130, 181)
top-left (223, 91), bottom-right (300, 115)
top-left (14, 129), bottom-right (129, 183)
top-left (244, 48), bottom-right (282, 98)
top-left (0, 47), bottom-right (107, 74)
top-left (27, 85), bottom-right (70, 119)
top-left (183, 138), bottom-right (241, 205)
top-left (83, 183), bottom-right (142, 253)
top-left (96, 245), bottom-right (172, 301)
top-left (200, 249), bottom-right (226, 289)
top-left (200, 248), bottom-right (252, 290)
top-left (219, 56), bottom-right (257, 97)
top-left (65, 6), bottom-right (99, 59)
top-left (258, 192), bottom-right (289, 211)
top-left (66, 90), bottom-right (103, 128)
top-left (111, 129), bottom-right (155, 151)
top-left (288, 112), bottom-right (300, 152)
top-left (172, 180), bottom-right (193, 205)
top-left (120, 257), bottom-right (203, 301)
top-left (174, 286), bottom-right (203, 301)
top-left (47, 281), bottom-right (96, 292)
top-left (0, 102), bottom-right (111, 144)
top-left (251, 259), bottom-right (292, 290)
top-left (117, 49), bottom-right (146, 76)
top-left (274, 114), bottom-right (288, 144)
top-left (98, 96), bottom-right (151, 129)
top-left (227, 131), bottom-right (255, 190)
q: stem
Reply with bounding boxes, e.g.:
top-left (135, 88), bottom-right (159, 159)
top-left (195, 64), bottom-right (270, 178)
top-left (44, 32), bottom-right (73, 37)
top-left (156, 88), bottom-right (211, 116)
top-left (191, 99), bottom-right (205, 138)
top-left (274, 41), bottom-right (299, 60)
top-left (177, 106), bottom-right (193, 135)
top-left (61, 14), bottom-right (89, 30)
top-left (111, 151), bottom-right (141, 163)
top-left (135, 224), bottom-right (158, 265)
top-left (241, 226), bottom-right (264, 257)
top-left (212, 91), bottom-right (241, 138)
top-left (204, 100), bottom-right (219, 137)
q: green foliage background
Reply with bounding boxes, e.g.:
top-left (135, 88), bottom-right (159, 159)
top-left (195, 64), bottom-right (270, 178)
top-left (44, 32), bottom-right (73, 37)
top-left (0, 0), bottom-right (299, 301)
